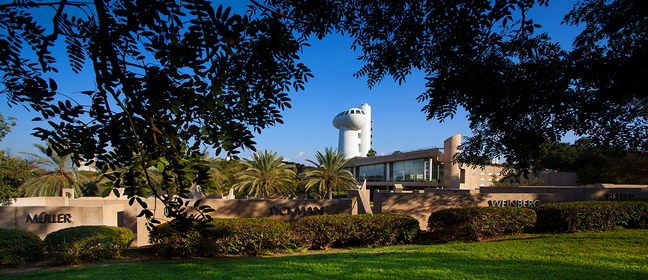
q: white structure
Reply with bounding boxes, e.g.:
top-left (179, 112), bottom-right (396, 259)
top-left (332, 103), bottom-right (372, 158)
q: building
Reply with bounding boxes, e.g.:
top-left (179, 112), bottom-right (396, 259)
top-left (346, 134), bottom-right (504, 190)
top-left (332, 103), bottom-right (372, 158)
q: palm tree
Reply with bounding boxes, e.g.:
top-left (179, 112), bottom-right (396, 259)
top-left (233, 150), bottom-right (296, 199)
top-left (305, 147), bottom-right (358, 199)
top-left (19, 142), bottom-right (97, 197)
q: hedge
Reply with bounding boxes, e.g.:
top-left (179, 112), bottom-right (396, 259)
top-left (0, 228), bottom-right (44, 265)
top-left (290, 214), bottom-right (420, 249)
top-left (533, 200), bottom-right (648, 233)
top-left (150, 218), bottom-right (293, 257)
top-left (44, 226), bottom-right (134, 264)
top-left (427, 207), bottom-right (537, 242)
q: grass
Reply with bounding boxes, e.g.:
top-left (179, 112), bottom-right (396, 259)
top-left (6, 229), bottom-right (648, 279)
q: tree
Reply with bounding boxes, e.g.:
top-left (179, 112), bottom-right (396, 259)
top-left (265, 0), bottom-right (647, 172)
top-left (1, 1), bottom-right (311, 223)
top-left (305, 148), bottom-right (357, 199)
top-left (536, 139), bottom-right (648, 185)
top-left (233, 150), bottom-right (295, 199)
top-left (0, 150), bottom-right (32, 204)
top-left (490, 174), bottom-right (544, 187)
top-left (19, 142), bottom-right (97, 197)
top-left (209, 157), bottom-right (246, 194)
top-left (366, 149), bottom-right (377, 157)
top-left (0, 113), bottom-right (16, 142)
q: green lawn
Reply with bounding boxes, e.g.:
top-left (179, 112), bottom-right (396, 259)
top-left (8, 229), bottom-right (648, 279)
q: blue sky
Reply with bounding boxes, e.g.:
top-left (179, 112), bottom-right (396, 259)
top-left (0, 0), bottom-right (582, 165)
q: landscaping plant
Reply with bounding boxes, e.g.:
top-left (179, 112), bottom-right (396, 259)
top-left (290, 214), bottom-right (419, 249)
top-left (427, 206), bottom-right (537, 242)
top-left (44, 226), bottom-right (134, 265)
top-left (0, 228), bottom-right (44, 265)
top-left (533, 200), bottom-right (648, 233)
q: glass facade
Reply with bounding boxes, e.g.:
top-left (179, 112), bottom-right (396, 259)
top-left (350, 158), bottom-right (444, 183)
top-left (357, 164), bottom-right (384, 182)
top-left (391, 159), bottom-right (425, 181)
top-left (430, 161), bottom-right (443, 182)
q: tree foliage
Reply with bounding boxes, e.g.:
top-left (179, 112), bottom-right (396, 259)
top-left (0, 112), bottom-right (16, 141)
top-left (305, 147), bottom-right (357, 199)
top-left (266, 0), bottom-right (647, 171)
top-left (2, 0), bottom-right (645, 221)
top-left (538, 139), bottom-right (648, 185)
top-left (233, 150), bottom-right (296, 199)
top-left (0, 150), bottom-right (32, 202)
top-left (19, 142), bottom-right (97, 197)
top-left (0, 1), bottom-right (310, 224)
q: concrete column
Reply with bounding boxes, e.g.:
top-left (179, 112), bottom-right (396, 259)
top-left (359, 103), bottom-right (372, 157)
top-left (443, 134), bottom-right (462, 189)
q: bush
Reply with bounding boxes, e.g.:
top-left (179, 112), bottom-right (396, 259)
top-left (533, 200), bottom-right (648, 233)
top-left (150, 218), bottom-right (293, 257)
top-left (44, 226), bottom-right (134, 264)
top-left (212, 218), bottom-right (294, 256)
top-left (623, 201), bottom-right (648, 228)
top-left (427, 207), bottom-right (537, 242)
top-left (0, 228), bottom-right (44, 265)
top-left (290, 214), bottom-right (419, 249)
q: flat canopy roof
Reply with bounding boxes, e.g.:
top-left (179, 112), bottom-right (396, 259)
top-left (347, 148), bottom-right (443, 167)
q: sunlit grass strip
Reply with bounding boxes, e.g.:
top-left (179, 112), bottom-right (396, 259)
top-left (11, 230), bottom-right (648, 279)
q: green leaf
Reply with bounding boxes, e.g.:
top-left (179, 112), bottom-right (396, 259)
top-left (101, 187), bottom-right (112, 198)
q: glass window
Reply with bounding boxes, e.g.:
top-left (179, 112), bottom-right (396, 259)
top-left (390, 159), bottom-right (426, 182)
top-left (357, 164), bottom-right (384, 182)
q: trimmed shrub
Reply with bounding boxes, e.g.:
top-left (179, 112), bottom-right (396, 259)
top-left (533, 200), bottom-right (648, 233)
top-left (427, 207), bottom-right (537, 242)
top-left (150, 218), bottom-right (293, 257)
top-left (0, 228), bottom-right (44, 265)
top-left (212, 218), bottom-right (294, 256)
top-left (44, 226), bottom-right (134, 264)
top-left (290, 214), bottom-right (419, 249)
top-left (624, 201), bottom-right (648, 229)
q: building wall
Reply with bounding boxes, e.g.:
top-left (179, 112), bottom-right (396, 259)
top-left (374, 192), bottom-right (565, 230)
top-left (0, 205), bottom-right (124, 240)
top-left (463, 166), bottom-right (505, 188)
top-left (1, 196), bottom-right (354, 247)
top-left (135, 198), bottom-right (355, 246)
top-left (443, 134), bottom-right (462, 189)
top-left (479, 185), bottom-right (648, 201)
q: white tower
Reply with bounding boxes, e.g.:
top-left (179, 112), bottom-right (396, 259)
top-left (332, 103), bottom-right (372, 158)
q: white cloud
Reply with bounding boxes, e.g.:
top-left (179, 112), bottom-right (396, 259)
top-left (295, 151), bottom-right (306, 158)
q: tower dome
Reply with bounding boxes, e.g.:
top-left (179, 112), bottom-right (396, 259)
top-left (332, 108), bottom-right (369, 130)
top-left (332, 103), bottom-right (372, 158)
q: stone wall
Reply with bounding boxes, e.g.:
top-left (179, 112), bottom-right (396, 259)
top-left (374, 192), bottom-right (564, 230)
top-left (0, 204), bottom-right (124, 240)
top-left (479, 185), bottom-right (648, 201)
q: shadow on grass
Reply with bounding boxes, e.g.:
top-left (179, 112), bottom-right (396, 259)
top-left (11, 230), bottom-right (648, 280)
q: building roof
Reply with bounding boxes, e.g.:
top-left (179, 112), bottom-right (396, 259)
top-left (347, 148), bottom-right (443, 166)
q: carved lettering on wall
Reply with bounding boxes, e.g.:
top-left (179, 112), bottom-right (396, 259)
top-left (269, 206), bottom-right (324, 215)
top-left (487, 200), bottom-right (540, 208)
top-left (26, 212), bottom-right (72, 223)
